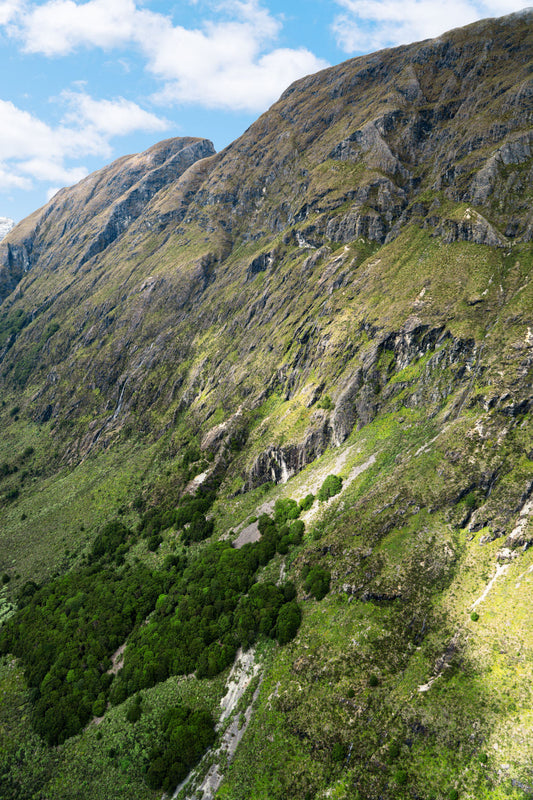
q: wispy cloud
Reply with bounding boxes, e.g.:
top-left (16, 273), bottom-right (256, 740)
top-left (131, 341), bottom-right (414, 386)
top-left (332, 0), bottom-right (528, 53)
top-left (5, 0), bottom-right (328, 112)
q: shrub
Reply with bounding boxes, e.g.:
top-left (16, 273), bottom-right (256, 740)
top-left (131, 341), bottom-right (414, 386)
top-left (126, 696), bottom-right (142, 723)
top-left (182, 512), bottom-right (214, 545)
top-left (304, 566), bottom-right (331, 600)
top-left (282, 581), bottom-right (297, 602)
top-left (145, 705), bottom-right (215, 792)
top-left (317, 474), bottom-right (343, 502)
top-left (299, 493), bottom-right (315, 512)
top-left (470, 611), bottom-right (479, 622)
top-left (289, 520), bottom-right (305, 544)
top-left (395, 769), bottom-right (408, 786)
top-left (276, 601), bottom-right (302, 645)
top-left (148, 533), bottom-right (163, 551)
top-left (331, 742), bottom-right (345, 762)
top-left (318, 394), bottom-right (334, 410)
top-left (92, 693), bottom-right (106, 717)
top-left (368, 673), bottom-right (379, 687)
top-left (464, 491), bottom-right (478, 509)
top-left (91, 520), bottom-right (131, 560)
top-left (277, 536), bottom-right (290, 555)
top-left (274, 498), bottom-right (300, 524)
top-left (388, 741), bottom-right (400, 761)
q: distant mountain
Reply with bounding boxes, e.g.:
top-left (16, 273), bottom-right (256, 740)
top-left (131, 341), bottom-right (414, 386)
top-left (0, 11), bottom-right (532, 800)
top-left (0, 216), bottom-right (14, 240)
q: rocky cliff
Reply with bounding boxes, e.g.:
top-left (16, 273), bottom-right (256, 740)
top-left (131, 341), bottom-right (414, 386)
top-left (0, 12), bottom-right (531, 476)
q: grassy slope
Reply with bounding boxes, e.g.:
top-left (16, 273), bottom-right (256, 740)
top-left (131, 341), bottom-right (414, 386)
top-left (1, 226), bottom-right (530, 584)
top-left (216, 409), bottom-right (533, 800)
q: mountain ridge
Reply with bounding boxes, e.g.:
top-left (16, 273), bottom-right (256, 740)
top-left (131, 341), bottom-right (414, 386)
top-left (0, 11), bottom-right (532, 800)
top-left (0, 9), bottom-right (531, 473)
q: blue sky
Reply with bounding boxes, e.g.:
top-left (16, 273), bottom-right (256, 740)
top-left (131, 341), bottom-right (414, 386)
top-left (0, 0), bottom-right (528, 222)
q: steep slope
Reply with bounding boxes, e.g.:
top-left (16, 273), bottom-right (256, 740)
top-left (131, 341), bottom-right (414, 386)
top-left (0, 136), bottom-right (215, 305)
top-left (0, 11), bottom-right (531, 466)
top-left (0, 10), bottom-right (532, 800)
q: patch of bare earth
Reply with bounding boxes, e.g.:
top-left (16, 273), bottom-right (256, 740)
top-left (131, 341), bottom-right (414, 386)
top-left (108, 641), bottom-right (127, 675)
top-left (232, 500), bottom-right (275, 549)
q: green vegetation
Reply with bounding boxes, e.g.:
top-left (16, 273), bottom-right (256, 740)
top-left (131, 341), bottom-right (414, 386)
top-left (0, 308), bottom-right (31, 348)
top-left (317, 394), bottom-right (334, 410)
top-left (1, 489), bottom-right (305, 747)
top-left (303, 565), bottom-right (331, 600)
top-left (299, 493), bottom-right (315, 511)
top-left (145, 704), bottom-right (215, 791)
top-left (0, 561), bottom-right (163, 744)
top-left (317, 474), bottom-right (343, 502)
top-left (110, 540), bottom-right (300, 701)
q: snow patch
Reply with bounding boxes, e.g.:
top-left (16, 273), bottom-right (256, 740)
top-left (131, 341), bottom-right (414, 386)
top-left (0, 217), bottom-right (14, 240)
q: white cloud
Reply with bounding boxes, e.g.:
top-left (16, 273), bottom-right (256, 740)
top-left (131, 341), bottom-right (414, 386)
top-left (7, 0), bottom-right (328, 112)
top-left (0, 94), bottom-right (168, 195)
top-left (125, 2), bottom-right (328, 111)
top-left (20, 0), bottom-right (138, 56)
top-left (0, 99), bottom-right (76, 162)
top-left (146, 22), bottom-right (327, 110)
top-left (332, 0), bottom-right (530, 53)
top-left (17, 157), bottom-right (88, 183)
top-left (0, 0), bottom-right (20, 25)
top-left (61, 92), bottom-right (169, 136)
top-left (0, 163), bottom-right (32, 190)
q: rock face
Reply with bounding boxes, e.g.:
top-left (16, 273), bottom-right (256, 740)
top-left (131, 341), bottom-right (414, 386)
top-left (0, 218), bottom-right (15, 297)
top-left (0, 10), bottom-right (531, 476)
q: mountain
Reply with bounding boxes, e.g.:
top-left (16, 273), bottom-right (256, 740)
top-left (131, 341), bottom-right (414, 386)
top-left (0, 10), bottom-right (532, 800)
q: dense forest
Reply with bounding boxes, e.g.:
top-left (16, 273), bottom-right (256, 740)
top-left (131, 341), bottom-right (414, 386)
top-left (0, 483), bottom-right (324, 789)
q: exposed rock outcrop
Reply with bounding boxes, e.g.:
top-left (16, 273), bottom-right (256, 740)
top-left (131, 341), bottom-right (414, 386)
top-left (245, 322), bottom-right (481, 488)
